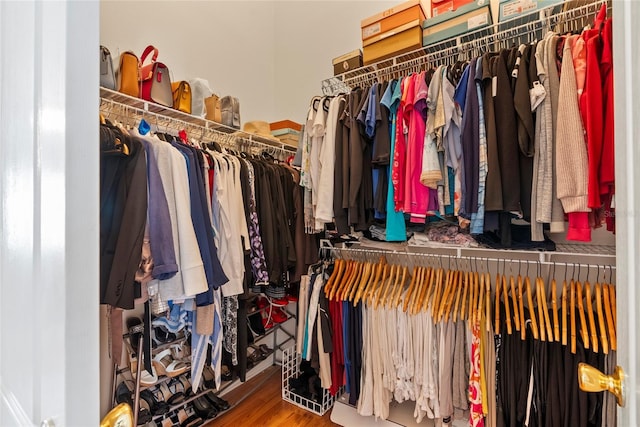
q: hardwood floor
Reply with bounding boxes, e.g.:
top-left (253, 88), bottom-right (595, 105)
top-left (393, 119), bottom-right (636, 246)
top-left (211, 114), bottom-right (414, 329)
top-left (205, 365), bottom-right (339, 427)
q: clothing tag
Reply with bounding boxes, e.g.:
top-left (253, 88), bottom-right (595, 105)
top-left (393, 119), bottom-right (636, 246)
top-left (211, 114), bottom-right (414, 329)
top-left (611, 194), bottom-right (615, 209)
top-left (492, 76), bottom-right (498, 97)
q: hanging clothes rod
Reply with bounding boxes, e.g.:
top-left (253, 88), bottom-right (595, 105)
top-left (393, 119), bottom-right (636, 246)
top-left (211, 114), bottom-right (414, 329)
top-left (100, 95), bottom-right (296, 158)
top-left (322, 0), bottom-right (608, 93)
top-left (320, 245), bottom-right (616, 270)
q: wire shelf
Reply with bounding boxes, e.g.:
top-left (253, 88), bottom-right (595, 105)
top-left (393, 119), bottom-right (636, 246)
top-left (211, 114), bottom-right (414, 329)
top-left (281, 346), bottom-right (342, 416)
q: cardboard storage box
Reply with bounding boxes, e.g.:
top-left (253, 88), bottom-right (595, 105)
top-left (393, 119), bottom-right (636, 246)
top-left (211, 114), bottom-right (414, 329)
top-left (498, 0), bottom-right (564, 22)
top-left (361, 0), bottom-right (428, 41)
top-left (270, 120), bottom-right (302, 132)
top-left (431, 0), bottom-right (476, 17)
top-left (271, 128), bottom-right (301, 148)
top-left (363, 20), bottom-right (423, 65)
top-left (422, 0), bottom-right (493, 47)
top-left (332, 49), bottom-right (363, 75)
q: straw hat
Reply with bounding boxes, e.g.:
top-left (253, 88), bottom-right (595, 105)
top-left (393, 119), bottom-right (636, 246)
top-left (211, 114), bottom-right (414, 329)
top-left (240, 121), bottom-right (280, 142)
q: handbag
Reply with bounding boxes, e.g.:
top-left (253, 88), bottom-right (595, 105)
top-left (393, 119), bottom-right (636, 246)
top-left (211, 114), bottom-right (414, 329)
top-left (220, 96), bottom-right (241, 129)
top-left (171, 81), bottom-right (192, 114)
top-left (100, 46), bottom-right (116, 90)
top-left (140, 45), bottom-right (173, 107)
top-left (116, 51), bottom-right (140, 97)
top-left (204, 94), bottom-right (222, 123)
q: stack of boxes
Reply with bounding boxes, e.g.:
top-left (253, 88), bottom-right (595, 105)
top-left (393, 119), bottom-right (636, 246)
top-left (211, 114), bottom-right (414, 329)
top-left (270, 120), bottom-right (301, 148)
top-left (330, 0), bottom-right (570, 75)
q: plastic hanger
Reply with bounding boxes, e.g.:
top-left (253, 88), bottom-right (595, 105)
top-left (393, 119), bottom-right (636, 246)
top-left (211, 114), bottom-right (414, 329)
top-left (584, 281), bottom-right (598, 353)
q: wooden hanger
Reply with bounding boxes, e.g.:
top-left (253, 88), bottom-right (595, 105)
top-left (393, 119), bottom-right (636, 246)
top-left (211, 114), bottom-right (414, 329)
top-left (510, 274), bottom-right (521, 332)
top-left (342, 261), bottom-right (363, 301)
top-left (417, 267), bottom-right (434, 314)
top-left (538, 276), bottom-right (554, 341)
top-left (324, 259), bottom-right (344, 298)
top-left (331, 260), bottom-right (352, 301)
top-left (470, 271), bottom-right (479, 327)
top-left (595, 283), bottom-right (609, 354)
top-left (518, 274), bottom-right (526, 341)
top-left (477, 273), bottom-right (485, 326)
top-left (460, 271), bottom-right (470, 321)
top-left (334, 260), bottom-right (355, 301)
top-left (360, 258), bottom-right (384, 306)
top-left (525, 277), bottom-right (539, 340)
top-left (389, 265), bottom-right (404, 309)
top-left (503, 274), bottom-right (513, 335)
top-left (431, 267), bottom-right (444, 320)
top-left (337, 260), bottom-right (356, 301)
top-left (437, 269), bottom-right (453, 321)
top-left (570, 279), bottom-right (577, 354)
top-left (485, 272), bottom-right (492, 332)
top-left (495, 273), bottom-right (501, 334)
top-left (371, 263), bottom-right (390, 307)
top-left (576, 280), bottom-right (589, 349)
top-left (609, 282), bottom-right (617, 338)
top-left (602, 283), bottom-right (616, 351)
top-left (584, 282), bottom-right (598, 353)
top-left (445, 270), bottom-right (460, 322)
top-left (410, 267), bottom-right (426, 315)
top-left (424, 267), bottom-right (440, 314)
top-left (352, 261), bottom-right (373, 304)
top-left (551, 278), bottom-right (560, 342)
top-left (402, 266), bottom-right (419, 312)
top-left (393, 266), bottom-right (409, 309)
top-left (376, 264), bottom-right (395, 309)
top-left (561, 278), bottom-right (568, 346)
top-left (536, 277), bottom-right (547, 342)
top-left (453, 270), bottom-right (464, 322)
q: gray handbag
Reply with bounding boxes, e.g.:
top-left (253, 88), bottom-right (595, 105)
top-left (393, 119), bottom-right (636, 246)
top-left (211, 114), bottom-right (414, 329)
top-left (100, 46), bottom-right (116, 90)
top-left (220, 96), bottom-right (240, 129)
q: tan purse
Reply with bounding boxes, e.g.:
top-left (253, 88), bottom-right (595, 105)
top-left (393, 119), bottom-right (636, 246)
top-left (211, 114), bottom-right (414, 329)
top-left (204, 95), bottom-right (222, 123)
top-left (171, 81), bottom-right (192, 114)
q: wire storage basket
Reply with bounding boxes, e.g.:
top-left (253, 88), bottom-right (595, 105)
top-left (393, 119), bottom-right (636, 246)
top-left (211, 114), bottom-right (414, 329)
top-left (281, 346), bottom-right (342, 416)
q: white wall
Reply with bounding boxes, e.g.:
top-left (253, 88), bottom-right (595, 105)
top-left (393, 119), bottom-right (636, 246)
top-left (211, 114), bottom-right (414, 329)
top-left (100, 0), bottom-right (399, 125)
top-left (273, 0), bottom-right (398, 122)
top-left (100, 0), bottom-right (277, 124)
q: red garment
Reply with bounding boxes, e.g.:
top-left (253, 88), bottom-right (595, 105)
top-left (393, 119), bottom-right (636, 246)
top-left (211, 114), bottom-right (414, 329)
top-left (405, 72), bottom-right (430, 223)
top-left (582, 6), bottom-right (608, 209)
top-left (329, 298), bottom-right (344, 396)
top-left (600, 18), bottom-right (615, 232)
top-left (566, 212), bottom-right (592, 242)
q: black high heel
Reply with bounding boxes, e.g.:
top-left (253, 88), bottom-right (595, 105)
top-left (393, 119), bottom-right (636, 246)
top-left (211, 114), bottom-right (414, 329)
top-left (191, 396), bottom-right (218, 419)
top-left (140, 389), bottom-right (169, 416)
top-left (203, 391), bottom-right (230, 411)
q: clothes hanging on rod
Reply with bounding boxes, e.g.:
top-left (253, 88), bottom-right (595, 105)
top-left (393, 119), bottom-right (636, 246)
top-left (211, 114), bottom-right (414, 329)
top-left (303, 3), bottom-right (614, 248)
top-left (99, 103), bottom-right (319, 394)
top-left (300, 253), bottom-right (616, 427)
